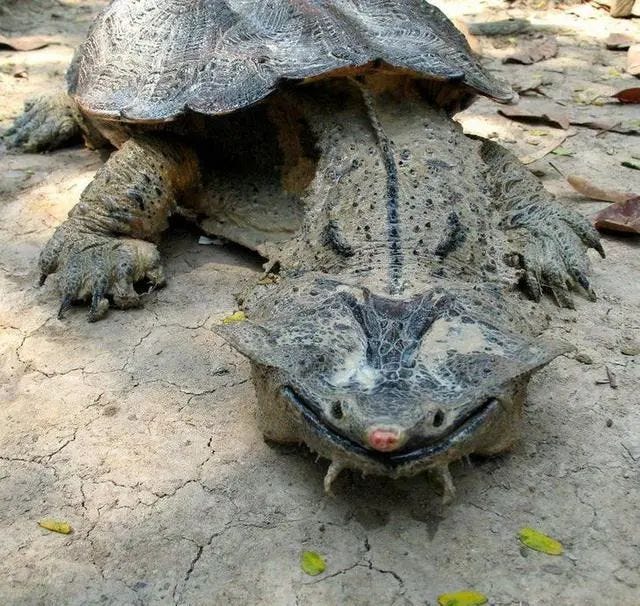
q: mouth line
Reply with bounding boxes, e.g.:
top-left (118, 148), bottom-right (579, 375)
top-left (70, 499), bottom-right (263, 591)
top-left (282, 387), bottom-right (498, 469)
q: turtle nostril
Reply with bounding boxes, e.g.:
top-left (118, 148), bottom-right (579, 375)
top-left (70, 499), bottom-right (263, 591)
top-left (433, 410), bottom-right (445, 428)
top-left (331, 401), bottom-right (344, 419)
top-left (367, 428), bottom-right (404, 452)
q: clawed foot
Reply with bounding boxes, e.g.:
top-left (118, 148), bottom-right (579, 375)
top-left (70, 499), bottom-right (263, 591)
top-left (40, 220), bottom-right (166, 321)
top-left (503, 203), bottom-right (605, 308)
top-left (4, 93), bottom-right (81, 152)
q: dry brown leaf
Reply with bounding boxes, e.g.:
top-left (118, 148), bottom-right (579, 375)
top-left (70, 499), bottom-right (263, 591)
top-left (609, 0), bottom-right (635, 18)
top-left (605, 33), bottom-right (634, 50)
top-left (569, 118), bottom-right (640, 135)
top-left (499, 105), bottom-right (570, 129)
top-left (594, 197), bottom-right (640, 234)
top-left (567, 175), bottom-right (634, 204)
top-left (612, 87), bottom-right (640, 103)
top-left (520, 133), bottom-right (568, 165)
top-left (0, 35), bottom-right (57, 51)
top-left (504, 36), bottom-right (558, 65)
top-left (627, 45), bottom-right (640, 76)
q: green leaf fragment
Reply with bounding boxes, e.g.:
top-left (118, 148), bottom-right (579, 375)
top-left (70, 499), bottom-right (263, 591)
top-left (518, 527), bottom-right (564, 555)
top-left (38, 519), bottom-right (73, 534)
top-left (438, 590), bottom-right (488, 606)
top-left (300, 551), bottom-right (326, 576)
top-left (221, 311), bottom-right (246, 324)
top-left (551, 147), bottom-right (574, 156)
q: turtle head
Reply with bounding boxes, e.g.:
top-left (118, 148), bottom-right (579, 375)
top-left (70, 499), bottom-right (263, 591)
top-left (217, 284), bottom-right (567, 480)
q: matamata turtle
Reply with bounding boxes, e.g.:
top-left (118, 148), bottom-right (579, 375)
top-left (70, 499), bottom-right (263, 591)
top-left (5, 0), bottom-right (603, 496)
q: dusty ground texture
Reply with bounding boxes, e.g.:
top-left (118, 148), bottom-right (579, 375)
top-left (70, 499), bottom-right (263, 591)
top-left (0, 1), bottom-right (639, 605)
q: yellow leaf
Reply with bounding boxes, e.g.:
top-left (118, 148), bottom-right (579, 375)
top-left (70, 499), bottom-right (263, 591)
top-left (38, 519), bottom-right (73, 534)
top-left (257, 273), bottom-right (280, 285)
top-left (518, 527), bottom-right (564, 555)
top-left (528, 129), bottom-right (549, 137)
top-left (222, 311), bottom-right (246, 325)
top-left (550, 147), bottom-right (574, 157)
top-left (300, 551), bottom-right (326, 576)
top-left (438, 590), bottom-right (488, 606)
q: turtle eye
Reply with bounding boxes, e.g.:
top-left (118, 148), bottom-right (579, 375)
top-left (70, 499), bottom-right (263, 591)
top-left (331, 401), bottom-right (344, 419)
top-left (433, 410), bottom-right (445, 427)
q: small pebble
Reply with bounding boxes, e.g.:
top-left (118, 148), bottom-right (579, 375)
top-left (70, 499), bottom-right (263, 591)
top-left (620, 340), bottom-right (640, 356)
top-left (575, 353), bottom-right (593, 365)
top-left (606, 418), bottom-right (613, 428)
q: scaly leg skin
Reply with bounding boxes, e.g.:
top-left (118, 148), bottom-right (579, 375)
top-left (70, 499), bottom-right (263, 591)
top-left (4, 93), bottom-right (83, 152)
top-left (40, 135), bottom-right (200, 321)
top-left (480, 140), bottom-right (605, 308)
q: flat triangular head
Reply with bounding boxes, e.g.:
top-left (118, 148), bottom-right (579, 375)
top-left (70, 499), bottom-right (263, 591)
top-left (217, 282), bottom-right (568, 477)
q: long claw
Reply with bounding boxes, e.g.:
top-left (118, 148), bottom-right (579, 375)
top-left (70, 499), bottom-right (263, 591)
top-left (324, 460), bottom-right (346, 495)
top-left (436, 464), bottom-right (456, 505)
top-left (58, 296), bottom-right (73, 319)
top-left (88, 289), bottom-right (109, 323)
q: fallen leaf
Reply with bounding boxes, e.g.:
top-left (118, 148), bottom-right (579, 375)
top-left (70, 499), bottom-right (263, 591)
top-left (594, 197), bottom-right (640, 234)
top-left (38, 519), bottom-right (73, 534)
top-left (499, 105), bottom-right (570, 129)
top-left (567, 175), bottom-right (634, 203)
top-left (604, 67), bottom-right (623, 79)
top-left (550, 147), bottom-right (574, 156)
top-left (622, 160), bottom-right (640, 170)
top-left (609, 0), bottom-right (635, 18)
top-left (437, 590), bottom-right (488, 606)
top-left (222, 311), bottom-right (247, 324)
top-left (570, 118), bottom-right (640, 136)
top-left (256, 274), bottom-right (279, 285)
top-left (0, 35), bottom-right (57, 51)
top-left (627, 45), bottom-right (640, 76)
top-left (605, 33), bottom-right (634, 50)
top-left (520, 133), bottom-right (568, 165)
top-left (504, 36), bottom-right (558, 65)
top-left (518, 528), bottom-right (564, 556)
top-left (572, 90), bottom-right (607, 106)
top-left (467, 18), bottom-right (531, 36)
top-left (511, 74), bottom-right (550, 96)
top-left (300, 551), bottom-right (326, 576)
top-left (613, 87), bottom-right (640, 103)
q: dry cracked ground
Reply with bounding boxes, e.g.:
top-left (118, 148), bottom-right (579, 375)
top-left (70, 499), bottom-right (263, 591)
top-left (0, 1), bottom-right (639, 605)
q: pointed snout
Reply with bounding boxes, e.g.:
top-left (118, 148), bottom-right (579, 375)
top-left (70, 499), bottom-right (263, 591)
top-left (366, 427), bottom-right (407, 452)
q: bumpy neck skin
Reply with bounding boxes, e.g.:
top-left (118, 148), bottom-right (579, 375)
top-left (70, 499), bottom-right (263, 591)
top-left (275, 79), bottom-right (514, 300)
top-left (220, 80), bottom-right (559, 483)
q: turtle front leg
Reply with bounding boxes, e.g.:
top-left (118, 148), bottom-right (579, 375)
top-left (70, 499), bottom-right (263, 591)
top-left (480, 140), bottom-right (604, 308)
top-left (4, 93), bottom-right (84, 152)
top-left (40, 135), bottom-right (200, 321)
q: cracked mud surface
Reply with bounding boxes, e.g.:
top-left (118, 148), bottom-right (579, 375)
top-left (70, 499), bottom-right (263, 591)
top-left (0, 1), bottom-right (639, 605)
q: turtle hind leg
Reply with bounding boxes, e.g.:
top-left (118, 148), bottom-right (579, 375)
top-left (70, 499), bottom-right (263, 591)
top-left (480, 140), bottom-right (604, 308)
top-left (4, 93), bottom-right (83, 152)
top-left (40, 135), bottom-right (200, 321)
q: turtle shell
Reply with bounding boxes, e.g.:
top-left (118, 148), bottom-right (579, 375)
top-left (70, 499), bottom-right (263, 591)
top-left (71, 0), bottom-right (514, 122)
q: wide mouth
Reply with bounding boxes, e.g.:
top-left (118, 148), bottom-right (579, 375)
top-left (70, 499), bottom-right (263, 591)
top-left (282, 386), bottom-right (499, 470)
